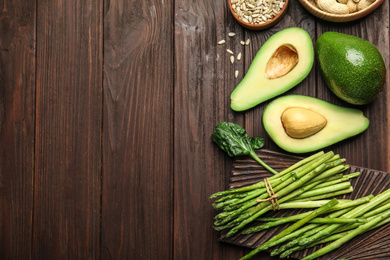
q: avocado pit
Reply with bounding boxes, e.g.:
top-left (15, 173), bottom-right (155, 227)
top-left (281, 107), bottom-right (327, 139)
top-left (265, 44), bottom-right (299, 79)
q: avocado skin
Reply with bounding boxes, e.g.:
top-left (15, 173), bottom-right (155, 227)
top-left (316, 32), bottom-right (386, 105)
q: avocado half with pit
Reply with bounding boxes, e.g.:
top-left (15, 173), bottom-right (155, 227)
top-left (263, 95), bottom-right (369, 153)
top-left (231, 27), bottom-right (314, 111)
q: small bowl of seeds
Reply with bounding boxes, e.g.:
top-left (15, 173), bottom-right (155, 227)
top-left (228, 0), bottom-right (289, 30)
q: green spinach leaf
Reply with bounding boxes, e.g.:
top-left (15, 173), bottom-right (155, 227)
top-left (212, 121), bottom-right (278, 175)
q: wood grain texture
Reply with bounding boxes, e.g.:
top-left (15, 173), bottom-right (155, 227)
top-left (0, 0), bottom-right (35, 258)
top-left (0, 0), bottom-right (388, 259)
top-left (101, 1), bottom-right (173, 259)
top-left (33, 0), bottom-right (102, 258)
top-left (220, 150), bottom-right (390, 259)
top-left (173, 1), bottom-right (272, 259)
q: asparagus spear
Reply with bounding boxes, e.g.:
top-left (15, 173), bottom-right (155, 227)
top-left (313, 171), bottom-right (360, 189)
top-left (258, 216), bottom-right (366, 224)
top-left (243, 216), bottom-right (365, 234)
top-left (292, 186), bottom-right (354, 202)
top-left (282, 217), bottom-right (366, 224)
top-left (277, 200), bottom-right (350, 209)
top-left (292, 182), bottom-right (351, 200)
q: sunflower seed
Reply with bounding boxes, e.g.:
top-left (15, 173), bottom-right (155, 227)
top-left (230, 56), bottom-right (235, 64)
top-left (246, 39), bottom-right (250, 45)
top-left (237, 52), bottom-right (242, 61)
top-left (218, 40), bottom-right (226, 45)
top-left (228, 32), bottom-right (236, 37)
top-left (240, 40), bottom-right (246, 45)
top-left (235, 70), bottom-right (239, 78)
top-left (227, 49), bottom-right (234, 55)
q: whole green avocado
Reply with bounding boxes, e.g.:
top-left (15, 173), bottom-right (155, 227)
top-left (316, 32), bottom-right (386, 105)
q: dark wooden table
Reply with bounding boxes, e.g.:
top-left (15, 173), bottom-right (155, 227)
top-left (1, 0), bottom-right (389, 259)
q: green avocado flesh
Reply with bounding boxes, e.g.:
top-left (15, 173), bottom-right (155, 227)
top-left (316, 32), bottom-right (386, 105)
top-left (230, 27), bottom-right (314, 111)
top-left (263, 95), bottom-right (369, 153)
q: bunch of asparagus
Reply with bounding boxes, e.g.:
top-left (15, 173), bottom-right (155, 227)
top-left (211, 151), bottom-right (359, 238)
top-left (210, 151), bottom-right (390, 259)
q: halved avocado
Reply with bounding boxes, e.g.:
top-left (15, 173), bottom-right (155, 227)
top-left (262, 95), bottom-right (369, 153)
top-left (230, 27), bottom-right (314, 111)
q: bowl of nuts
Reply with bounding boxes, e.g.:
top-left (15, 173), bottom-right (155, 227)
top-left (228, 0), bottom-right (289, 30)
top-left (298, 0), bottom-right (385, 22)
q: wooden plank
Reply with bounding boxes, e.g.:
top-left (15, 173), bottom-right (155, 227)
top-left (0, 0), bottom-right (36, 258)
top-left (101, 1), bottom-right (173, 259)
top-left (33, 0), bottom-right (102, 258)
top-left (173, 1), bottom-right (250, 259)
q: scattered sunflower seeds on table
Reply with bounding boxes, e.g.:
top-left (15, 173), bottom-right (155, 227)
top-left (216, 31), bottom-right (248, 78)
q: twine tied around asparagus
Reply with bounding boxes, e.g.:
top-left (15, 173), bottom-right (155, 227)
top-left (256, 178), bottom-right (280, 210)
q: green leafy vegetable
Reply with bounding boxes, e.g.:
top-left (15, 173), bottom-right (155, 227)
top-left (212, 121), bottom-right (278, 175)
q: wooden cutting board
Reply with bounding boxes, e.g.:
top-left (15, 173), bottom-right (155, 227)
top-left (218, 149), bottom-right (390, 260)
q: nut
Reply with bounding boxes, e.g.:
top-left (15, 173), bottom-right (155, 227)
top-left (316, 0), bottom-right (349, 14)
top-left (281, 107), bottom-right (327, 139)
